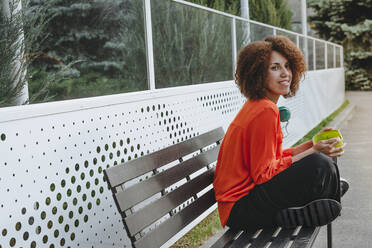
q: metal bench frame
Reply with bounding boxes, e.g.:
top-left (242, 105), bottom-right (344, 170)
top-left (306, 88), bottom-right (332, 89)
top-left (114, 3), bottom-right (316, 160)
top-left (104, 127), bottom-right (333, 248)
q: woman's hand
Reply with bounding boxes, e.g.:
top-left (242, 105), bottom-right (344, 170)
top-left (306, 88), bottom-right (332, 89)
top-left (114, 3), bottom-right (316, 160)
top-left (313, 137), bottom-right (346, 157)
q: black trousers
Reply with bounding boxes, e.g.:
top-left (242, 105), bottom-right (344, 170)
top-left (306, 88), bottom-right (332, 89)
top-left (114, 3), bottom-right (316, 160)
top-left (226, 153), bottom-right (341, 231)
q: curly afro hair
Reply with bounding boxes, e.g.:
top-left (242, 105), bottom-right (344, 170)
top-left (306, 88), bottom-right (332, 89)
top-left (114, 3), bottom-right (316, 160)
top-left (235, 35), bottom-right (306, 100)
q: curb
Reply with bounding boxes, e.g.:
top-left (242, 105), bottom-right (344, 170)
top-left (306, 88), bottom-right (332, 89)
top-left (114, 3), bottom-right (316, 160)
top-left (329, 102), bottom-right (355, 129)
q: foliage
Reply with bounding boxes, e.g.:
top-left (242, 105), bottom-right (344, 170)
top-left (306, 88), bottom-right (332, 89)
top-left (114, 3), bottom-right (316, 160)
top-left (249, 0), bottom-right (292, 30)
top-left (31, 0), bottom-right (235, 98)
top-left (187, 0), bottom-right (293, 30)
top-left (308, 0), bottom-right (372, 90)
top-left (152, 0), bottom-right (233, 87)
top-left (0, 0), bottom-right (61, 106)
top-left (32, 0), bottom-right (125, 75)
top-left (3, 0), bottom-right (294, 104)
top-left (186, 0), bottom-right (239, 15)
top-left (27, 0), bottom-right (148, 102)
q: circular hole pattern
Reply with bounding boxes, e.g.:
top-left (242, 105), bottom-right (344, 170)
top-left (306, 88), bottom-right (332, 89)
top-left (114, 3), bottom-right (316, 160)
top-left (0, 95), bottom-right (243, 247)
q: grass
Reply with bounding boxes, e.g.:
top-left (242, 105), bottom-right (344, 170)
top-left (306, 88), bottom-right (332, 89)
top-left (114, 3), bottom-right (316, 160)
top-left (172, 99), bottom-right (350, 247)
top-left (170, 210), bottom-right (221, 248)
top-left (293, 99), bottom-right (350, 146)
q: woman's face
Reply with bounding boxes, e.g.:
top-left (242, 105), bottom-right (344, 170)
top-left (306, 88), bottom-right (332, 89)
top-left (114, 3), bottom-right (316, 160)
top-left (264, 51), bottom-right (292, 103)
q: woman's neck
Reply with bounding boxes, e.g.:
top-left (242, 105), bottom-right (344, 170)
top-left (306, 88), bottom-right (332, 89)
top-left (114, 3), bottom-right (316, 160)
top-left (264, 92), bottom-right (279, 104)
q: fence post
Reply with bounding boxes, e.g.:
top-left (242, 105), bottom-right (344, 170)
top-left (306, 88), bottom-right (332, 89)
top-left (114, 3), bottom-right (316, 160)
top-left (333, 45), bottom-right (336, 68)
top-left (313, 39), bottom-right (316, 70)
top-left (231, 18), bottom-right (237, 76)
top-left (240, 0), bottom-right (249, 20)
top-left (144, 0), bottom-right (156, 90)
top-left (325, 42), bottom-right (328, 69)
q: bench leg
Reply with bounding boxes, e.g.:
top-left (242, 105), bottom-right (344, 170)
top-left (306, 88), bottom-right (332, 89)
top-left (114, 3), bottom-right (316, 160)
top-left (327, 223), bottom-right (332, 248)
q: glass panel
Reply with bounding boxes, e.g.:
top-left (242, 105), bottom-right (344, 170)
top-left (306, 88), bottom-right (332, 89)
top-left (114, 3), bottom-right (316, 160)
top-left (236, 19), bottom-right (251, 53)
top-left (306, 38), bottom-right (314, 71)
top-left (276, 30), bottom-right (297, 44)
top-left (327, 44), bottom-right (334, 69)
top-left (298, 36), bottom-right (307, 68)
top-left (28, 0), bottom-right (148, 103)
top-left (336, 46), bottom-right (341, 67)
top-left (151, 0), bottom-right (233, 88)
top-left (315, 40), bottom-right (325, 70)
top-left (250, 22), bottom-right (274, 42)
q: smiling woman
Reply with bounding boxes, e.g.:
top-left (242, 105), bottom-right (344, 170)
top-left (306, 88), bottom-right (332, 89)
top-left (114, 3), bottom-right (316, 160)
top-left (264, 51), bottom-right (292, 103)
top-left (213, 35), bottom-right (346, 231)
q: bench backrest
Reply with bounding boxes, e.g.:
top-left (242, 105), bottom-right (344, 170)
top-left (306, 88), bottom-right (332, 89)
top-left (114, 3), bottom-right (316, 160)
top-left (104, 127), bottom-right (225, 248)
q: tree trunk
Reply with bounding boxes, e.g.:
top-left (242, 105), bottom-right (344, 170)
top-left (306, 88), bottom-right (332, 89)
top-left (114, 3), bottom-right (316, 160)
top-left (2, 0), bottom-right (29, 105)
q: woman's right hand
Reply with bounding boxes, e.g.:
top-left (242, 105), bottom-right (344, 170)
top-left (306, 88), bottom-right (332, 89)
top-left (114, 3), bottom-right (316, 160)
top-left (313, 137), bottom-right (345, 157)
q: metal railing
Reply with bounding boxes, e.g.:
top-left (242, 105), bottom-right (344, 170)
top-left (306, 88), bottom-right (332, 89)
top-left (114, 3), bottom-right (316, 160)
top-left (1, 0), bottom-right (344, 106)
top-left (143, 0), bottom-right (343, 90)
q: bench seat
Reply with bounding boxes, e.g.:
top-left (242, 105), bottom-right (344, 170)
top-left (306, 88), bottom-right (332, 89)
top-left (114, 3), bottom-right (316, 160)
top-left (212, 226), bottom-right (320, 248)
top-left (104, 127), bottom-right (329, 248)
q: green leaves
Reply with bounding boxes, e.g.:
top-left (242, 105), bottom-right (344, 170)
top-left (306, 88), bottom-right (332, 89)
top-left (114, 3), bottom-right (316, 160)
top-left (186, 0), bottom-right (293, 30)
top-left (308, 0), bottom-right (372, 90)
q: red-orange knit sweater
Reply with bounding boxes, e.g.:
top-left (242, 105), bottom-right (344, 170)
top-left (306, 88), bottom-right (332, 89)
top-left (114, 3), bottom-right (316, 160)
top-left (213, 98), bottom-right (293, 227)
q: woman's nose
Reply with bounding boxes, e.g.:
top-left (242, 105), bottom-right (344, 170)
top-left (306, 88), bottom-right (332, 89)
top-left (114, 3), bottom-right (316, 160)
top-left (281, 67), bottom-right (290, 77)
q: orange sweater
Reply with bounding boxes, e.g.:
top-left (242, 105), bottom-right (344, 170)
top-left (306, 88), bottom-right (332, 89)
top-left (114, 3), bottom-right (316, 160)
top-left (213, 98), bottom-right (293, 227)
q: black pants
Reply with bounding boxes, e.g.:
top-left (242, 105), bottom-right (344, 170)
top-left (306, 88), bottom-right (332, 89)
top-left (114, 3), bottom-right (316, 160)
top-left (226, 153), bottom-right (341, 231)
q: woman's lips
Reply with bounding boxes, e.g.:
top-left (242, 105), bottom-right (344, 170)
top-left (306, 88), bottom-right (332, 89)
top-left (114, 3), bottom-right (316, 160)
top-left (279, 80), bottom-right (290, 86)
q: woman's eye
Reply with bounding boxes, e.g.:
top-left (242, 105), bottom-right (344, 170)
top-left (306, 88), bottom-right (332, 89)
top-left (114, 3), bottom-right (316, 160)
top-left (271, 65), bottom-right (280, 70)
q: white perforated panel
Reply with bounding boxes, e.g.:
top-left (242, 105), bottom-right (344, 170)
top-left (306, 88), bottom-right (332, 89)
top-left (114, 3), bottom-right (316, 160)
top-left (0, 82), bottom-right (243, 248)
top-left (0, 70), bottom-right (344, 248)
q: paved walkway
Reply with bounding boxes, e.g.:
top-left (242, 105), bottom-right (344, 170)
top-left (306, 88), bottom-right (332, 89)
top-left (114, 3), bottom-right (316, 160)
top-left (313, 91), bottom-right (372, 247)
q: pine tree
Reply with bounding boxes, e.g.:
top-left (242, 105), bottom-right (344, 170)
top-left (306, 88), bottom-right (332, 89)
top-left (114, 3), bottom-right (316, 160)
top-left (28, 0), bottom-right (148, 101)
top-left (308, 0), bottom-right (372, 90)
top-left (272, 0), bottom-right (293, 30)
top-left (0, 0), bottom-right (65, 106)
top-left (31, 0), bottom-right (127, 76)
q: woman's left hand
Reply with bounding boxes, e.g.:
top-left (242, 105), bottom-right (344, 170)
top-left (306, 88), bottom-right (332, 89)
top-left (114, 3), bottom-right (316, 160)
top-left (313, 137), bottom-right (346, 157)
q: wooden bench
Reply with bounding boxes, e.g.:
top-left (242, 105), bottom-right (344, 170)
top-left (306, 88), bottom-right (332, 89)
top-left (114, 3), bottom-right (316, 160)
top-left (104, 127), bottom-right (334, 248)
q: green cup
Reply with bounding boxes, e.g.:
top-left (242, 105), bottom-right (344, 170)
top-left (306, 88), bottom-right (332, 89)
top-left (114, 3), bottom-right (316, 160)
top-left (312, 129), bottom-right (344, 150)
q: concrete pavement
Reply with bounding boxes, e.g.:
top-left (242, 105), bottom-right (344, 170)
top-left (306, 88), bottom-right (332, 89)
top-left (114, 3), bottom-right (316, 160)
top-left (313, 91), bottom-right (372, 248)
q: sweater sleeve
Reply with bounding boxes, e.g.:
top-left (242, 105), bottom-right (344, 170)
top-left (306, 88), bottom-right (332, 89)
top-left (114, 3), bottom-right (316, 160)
top-left (283, 147), bottom-right (293, 157)
top-left (247, 108), bottom-right (292, 185)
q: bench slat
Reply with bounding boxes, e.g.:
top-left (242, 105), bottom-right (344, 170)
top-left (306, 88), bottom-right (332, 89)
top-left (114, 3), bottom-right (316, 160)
top-left (270, 227), bottom-right (297, 248)
top-left (230, 228), bottom-right (276, 248)
top-left (105, 127), bottom-right (224, 187)
top-left (250, 228), bottom-right (278, 247)
top-left (210, 229), bottom-right (241, 248)
top-left (290, 226), bottom-right (320, 248)
top-left (115, 145), bottom-right (219, 212)
top-left (134, 189), bottom-right (215, 248)
top-left (125, 169), bottom-right (215, 235)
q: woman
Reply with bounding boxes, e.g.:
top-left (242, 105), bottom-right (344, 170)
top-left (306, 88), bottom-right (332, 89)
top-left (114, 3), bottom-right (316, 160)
top-left (213, 35), bottom-right (346, 231)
